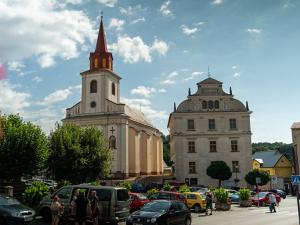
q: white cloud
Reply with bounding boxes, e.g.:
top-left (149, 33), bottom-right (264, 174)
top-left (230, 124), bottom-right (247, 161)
top-left (130, 86), bottom-right (166, 97)
top-left (8, 61), bottom-right (25, 72)
top-left (121, 97), bottom-right (168, 119)
top-left (160, 1), bottom-right (173, 17)
top-left (0, 1), bottom-right (96, 68)
top-left (131, 86), bottom-right (156, 97)
top-left (168, 71), bottom-right (179, 78)
top-left (0, 81), bottom-right (31, 114)
top-left (181, 25), bottom-right (198, 36)
top-left (246, 28), bottom-right (262, 34)
top-left (32, 76), bottom-right (43, 83)
top-left (108, 18), bottom-right (125, 31)
top-left (97, 0), bottom-right (117, 7)
top-left (233, 72), bottom-right (241, 77)
top-left (151, 39), bottom-right (169, 56)
top-left (184, 71), bottom-right (204, 81)
top-left (130, 17), bottom-right (146, 25)
top-left (119, 5), bottom-right (146, 16)
top-left (110, 36), bottom-right (169, 63)
top-left (232, 65), bottom-right (238, 70)
top-left (212, 0), bottom-right (223, 5)
top-left (160, 79), bottom-right (175, 85)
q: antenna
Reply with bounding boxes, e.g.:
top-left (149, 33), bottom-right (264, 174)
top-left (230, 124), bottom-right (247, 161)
top-left (208, 66), bottom-right (211, 78)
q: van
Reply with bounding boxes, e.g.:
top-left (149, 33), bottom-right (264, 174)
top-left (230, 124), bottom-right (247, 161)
top-left (37, 185), bottom-right (130, 224)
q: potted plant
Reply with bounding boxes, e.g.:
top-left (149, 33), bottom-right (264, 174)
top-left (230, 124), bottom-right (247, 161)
top-left (214, 188), bottom-right (231, 211)
top-left (238, 188), bottom-right (252, 207)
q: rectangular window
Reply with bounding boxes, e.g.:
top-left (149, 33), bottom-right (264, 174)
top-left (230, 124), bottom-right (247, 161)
top-left (231, 140), bottom-right (238, 152)
top-left (208, 119), bottom-right (216, 130)
top-left (187, 119), bottom-right (195, 130)
top-left (188, 141), bottom-right (195, 153)
top-left (232, 161), bottom-right (240, 172)
top-left (229, 118), bottom-right (237, 130)
top-left (209, 141), bottom-right (217, 152)
top-left (189, 162), bottom-right (196, 174)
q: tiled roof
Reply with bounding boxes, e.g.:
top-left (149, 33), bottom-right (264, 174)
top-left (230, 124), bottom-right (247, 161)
top-left (292, 122), bottom-right (300, 129)
top-left (124, 105), bottom-right (154, 128)
top-left (197, 77), bottom-right (222, 85)
top-left (252, 150), bottom-right (282, 168)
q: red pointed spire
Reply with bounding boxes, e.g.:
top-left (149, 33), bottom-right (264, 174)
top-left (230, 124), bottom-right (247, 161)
top-left (89, 16), bottom-right (113, 71)
top-left (95, 16), bottom-right (108, 53)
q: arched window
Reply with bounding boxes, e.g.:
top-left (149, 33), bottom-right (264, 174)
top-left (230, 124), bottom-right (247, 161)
top-left (112, 83), bottom-right (116, 96)
top-left (109, 135), bottom-right (116, 149)
top-left (94, 58), bottom-right (98, 68)
top-left (202, 101), bottom-right (207, 109)
top-left (90, 80), bottom-right (97, 93)
top-left (214, 100), bottom-right (219, 109)
top-left (102, 58), bottom-right (106, 68)
top-left (208, 100), bottom-right (214, 109)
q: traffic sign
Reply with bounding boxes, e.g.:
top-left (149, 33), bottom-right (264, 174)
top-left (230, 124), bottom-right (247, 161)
top-left (255, 177), bottom-right (261, 184)
top-left (291, 175), bottom-right (300, 185)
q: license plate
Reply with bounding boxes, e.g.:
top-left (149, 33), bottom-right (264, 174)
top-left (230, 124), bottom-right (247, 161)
top-left (24, 217), bottom-right (34, 222)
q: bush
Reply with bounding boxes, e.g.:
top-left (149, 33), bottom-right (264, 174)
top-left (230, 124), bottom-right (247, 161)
top-left (214, 188), bottom-right (229, 203)
top-left (178, 184), bottom-right (190, 193)
top-left (23, 181), bottom-right (49, 205)
top-left (239, 188), bottom-right (251, 201)
top-left (163, 183), bottom-right (172, 191)
top-left (90, 180), bottom-right (101, 186)
top-left (147, 188), bottom-right (159, 198)
top-left (118, 181), bottom-right (132, 191)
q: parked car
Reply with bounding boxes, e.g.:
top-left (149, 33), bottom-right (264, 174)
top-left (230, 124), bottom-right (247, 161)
top-left (129, 193), bottom-right (150, 212)
top-left (0, 194), bottom-right (36, 225)
top-left (153, 191), bottom-right (187, 204)
top-left (43, 179), bottom-right (58, 189)
top-left (127, 200), bottom-right (191, 225)
top-left (131, 183), bottom-right (146, 193)
top-left (191, 187), bottom-right (209, 194)
top-left (269, 189), bottom-right (286, 199)
top-left (38, 185), bottom-right (130, 224)
top-left (252, 192), bottom-right (281, 206)
top-left (183, 192), bottom-right (206, 213)
top-left (226, 189), bottom-right (240, 203)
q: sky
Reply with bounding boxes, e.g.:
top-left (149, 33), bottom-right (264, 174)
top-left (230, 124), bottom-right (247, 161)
top-left (0, 0), bottom-right (300, 143)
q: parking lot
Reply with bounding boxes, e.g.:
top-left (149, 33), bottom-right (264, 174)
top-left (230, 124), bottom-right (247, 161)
top-left (30, 196), bottom-right (299, 225)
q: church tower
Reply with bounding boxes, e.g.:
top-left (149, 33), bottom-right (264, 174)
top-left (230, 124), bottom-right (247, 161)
top-left (81, 17), bottom-right (121, 114)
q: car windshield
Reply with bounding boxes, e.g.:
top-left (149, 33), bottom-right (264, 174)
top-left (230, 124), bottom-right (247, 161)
top-left (0, 196), bottom-right (20, 205)
top-left (140, 201), bottom-right (170, 213)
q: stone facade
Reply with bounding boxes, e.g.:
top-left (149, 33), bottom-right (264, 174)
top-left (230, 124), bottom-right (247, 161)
top-left (168, 77), bottom-right (252, 187)
top-left (62, 18), bottom-right (163, 178)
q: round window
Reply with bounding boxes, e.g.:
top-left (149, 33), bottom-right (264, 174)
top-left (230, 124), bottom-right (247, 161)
top-left (90, 101), bottom-right (96, 108)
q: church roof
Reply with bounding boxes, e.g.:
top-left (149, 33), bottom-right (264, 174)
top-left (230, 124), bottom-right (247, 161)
top-left (124, 105), bottom-right (154, 128)
top-left (197, 77), bottom-right (222, 85)
top-left (95, 16), bottom-right (108, 53)
top-left (252, 150), bottom-right (283, 168)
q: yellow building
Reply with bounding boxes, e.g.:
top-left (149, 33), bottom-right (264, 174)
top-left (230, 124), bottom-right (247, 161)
top-left (252, 150), bottom-right (292, 191)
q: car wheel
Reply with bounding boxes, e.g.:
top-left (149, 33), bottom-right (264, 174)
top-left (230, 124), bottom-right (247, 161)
top-left (185, 217), bottom-right (191, 225)
top-left (193, 204), bottom-right (201, 213)
top-left (0, 216), bottom-right (7, 225)
top-left (40, 207), bottom-right (52, 222)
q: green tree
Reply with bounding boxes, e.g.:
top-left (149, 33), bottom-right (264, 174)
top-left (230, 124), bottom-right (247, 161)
top-left (162, 183), bottom-right (172, 191)
top-left (162, 135), bottom-right (171, 166)
top-left (245, 169), bottom-right (271, 191)
top-left (48, 124), bottom-right (112, 184)
top-left (0, 114), bottom-right (49, 181)
top-left (252, 142), bottom-right (293, 160)
top-left (206, 161), bottom-right (232, 187)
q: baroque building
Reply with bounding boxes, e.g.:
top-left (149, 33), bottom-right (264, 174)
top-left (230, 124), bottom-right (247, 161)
top-left (168, 76), bottom-right (252, 187)
top-left (63, 18), bottom-right (163, 178)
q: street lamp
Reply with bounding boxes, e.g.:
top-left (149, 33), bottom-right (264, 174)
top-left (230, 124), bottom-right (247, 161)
top-left (234, 165), bottom-right (240, 187)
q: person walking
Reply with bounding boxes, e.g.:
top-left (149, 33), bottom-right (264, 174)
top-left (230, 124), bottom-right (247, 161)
top-left (205, 192), bottom-right (213, 216)
top-left (50, 195), bottom-right (63, 225)
top-left (75, 191), bottom-right (90, 225)
top-left (269, 193), bottom-right (277, 213)
top-left (90, 191), bottom-right (100, 225)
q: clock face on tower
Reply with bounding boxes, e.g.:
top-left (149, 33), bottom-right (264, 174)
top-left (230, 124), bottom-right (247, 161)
top-left (90, 101), bottom-right (96, 108)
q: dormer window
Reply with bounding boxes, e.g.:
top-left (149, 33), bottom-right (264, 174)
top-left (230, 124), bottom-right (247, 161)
top-left (208, 100), bottom-right (214, 109)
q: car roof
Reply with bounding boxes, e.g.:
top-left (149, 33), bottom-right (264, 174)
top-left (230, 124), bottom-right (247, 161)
top-left (64, 185), bottom-right (127, 190)
top-left (159, 191), bottom-right (180, 194)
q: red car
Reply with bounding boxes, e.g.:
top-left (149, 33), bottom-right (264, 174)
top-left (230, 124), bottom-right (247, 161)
top-left (129, 193), bottom-right (150, 212)
top-left (252, 192), bottom-right (281, 206)
top-left (154, 191), bottom-right (187, 204)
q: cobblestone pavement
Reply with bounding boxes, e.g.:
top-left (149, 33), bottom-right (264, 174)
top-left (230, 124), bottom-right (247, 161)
top-left (30, 196), bottom-right (299, 225)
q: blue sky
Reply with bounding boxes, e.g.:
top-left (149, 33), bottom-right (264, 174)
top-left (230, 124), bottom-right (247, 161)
top-left (0, 0), bottom-right (300, 143)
